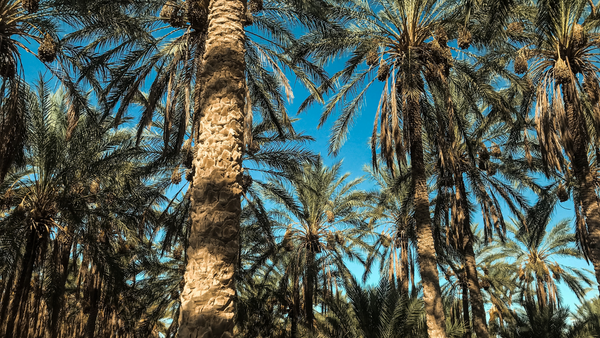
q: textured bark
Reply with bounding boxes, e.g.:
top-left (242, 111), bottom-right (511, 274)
top-left (462, 281), bottom-right (470, 338)
top-left (291, 274), bottom-right (300, 338)
top-left (305, 252), bottom-right (315, 332)
top-left (177, 0), bottom-right (246, 335)
top-left (563, 85), bottom-right (600, 295)
top-left (50, 237), bottom-right (73, 338)
top-left (0, 268), bottom-right (15, 333)
top-left (84, 264), bottom-right (102, 338)
top-left (458, 178), bottom-right (489, 338)
top-left (408, 96), bottom-right (447, 338)
top-left (5, 230), bottom-right (37, 338)
top-left (400, 238), bottom-right (409, 295)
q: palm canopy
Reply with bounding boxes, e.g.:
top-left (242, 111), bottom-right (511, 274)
top-left (262, 158), bottom-right (373, 331)
top-left (481, 192), bottom-right (594, 310)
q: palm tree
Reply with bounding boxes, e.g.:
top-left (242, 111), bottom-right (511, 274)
top-left (481, 193), bottom-right (594, 311)
top-left (364, 163), bottom-right (418, 296)
top-left (297, 0), bottom-right (507, 334)
top-left (263, 158), bottom-right (372, 334)
top-left (514, 0), bottom-right (600, 292)
top-left (87, 1), bottom-right (330, 335)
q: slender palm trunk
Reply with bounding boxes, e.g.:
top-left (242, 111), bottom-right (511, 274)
top-left (457, 178), bottom-right (489, 338)
top-left (178, 0), bottom-right (246, 335)
top-left (305, 251), bottom-right (315, 331)
top-left (563, 86), bottom-right (600, 294)
top-left (462, 280), bottom-right (470, 338)
top-left (84, 264), bottom-right (103, 338)
top-left (0, 268), bottom-right (15, 333)
top-left (291, 273), bottom-right (300, 338)
top-left (50, 236), bottom-right (73, 338)
top-left (407, 95), bottom-right (447, 338)
top-left (400, 237), bottom-right (409, 295)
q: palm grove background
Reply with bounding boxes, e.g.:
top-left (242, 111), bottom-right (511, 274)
top-left (2, 0), bottom-right (600, 337)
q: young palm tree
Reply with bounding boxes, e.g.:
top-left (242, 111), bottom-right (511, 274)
top-left (263, 159), bottom-right (372, 333)
top-left (481, 194), bottom-right (593, 311)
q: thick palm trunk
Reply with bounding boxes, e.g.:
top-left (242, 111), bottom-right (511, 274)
top-left (407, 96), bottom-right (447, 338)
top-left (177, 0), bottom-right (246, 335)
top-left (563, 86), bottom-right (600, 294)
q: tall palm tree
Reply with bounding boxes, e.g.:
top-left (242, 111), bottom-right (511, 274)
top-left (263, 158), bottom-right (372, 334)
top-left (515, 0), bottom-right (600, 291)
top-left (297, 0), bottom-right (505, 334)
top-left (88, 1), bottom-right (330, 335)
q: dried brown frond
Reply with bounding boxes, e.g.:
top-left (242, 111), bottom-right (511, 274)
top-left (507, 21), bottom-right (524, 34)
top-left (458, 28), bottom-right (472, 50)
top-left (366, 49), bottom-right (378, 67)
top-left (248, 0), bottom-right (263, 13)
top-left (38, 34), bottom-right (58, 63)
top-left (557, 184), bottom-right (569, 202)
top-left (171, 168), bottom-right (182, 184)
top-left (436, 27), bottom-right (448, 45)
top-left (377, 60), bottom-right (390, 81)
top-left (22, 0), bottom-right (39, 13)
top-left (514, 55), bottom-right (528, 74)
top-left (554, 58), bottom-right (570, 85)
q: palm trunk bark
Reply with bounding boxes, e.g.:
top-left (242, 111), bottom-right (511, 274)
top-left (407, 95), bottom-right (447, 338)
top-left (400, 237), bottom-right (409, 295)
top-left (457, 177), bottom-right (489, 338)
top-left (5, 229), bottom-right (37, 338)
top-left (462, 280), bottom-right (470, 338)
top-left (50, 236), bottom-right (73, 338)
top-left (291, 273), bottom-right (300, 338)
top-left (177, 0), bottom-right (246, 335)
top-left (563, 85), bottom-right (600, 295)
top-left (305, 251), bottom-right (315, 332)
top-left (0, 268), bottom-right (15, 333)
top-left (84, 264), bottom-right (102, 338)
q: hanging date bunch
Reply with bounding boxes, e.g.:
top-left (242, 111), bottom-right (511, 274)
top-left (22, 0), bottom-right (39, 13)
top-left (38, 34), bottom-right (58, 63)
top-left (458, 27), bottom-right (472, 50)
top-left (186, 0), bottom-right (207, 30)
top-left (160, 1), bottom-right (185, 28)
